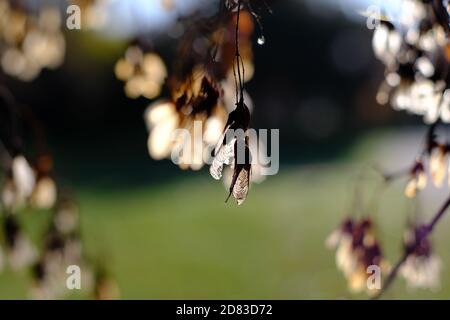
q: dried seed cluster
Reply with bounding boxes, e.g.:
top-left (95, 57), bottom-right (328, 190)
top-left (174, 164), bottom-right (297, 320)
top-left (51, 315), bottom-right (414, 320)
top-left (327, 218), bottom-right (390, 295)
top-left (0, 1), bottom-right (65, 81)
top-left (329, 0), bottom-right (450, 297)
top-left (372, 0), bottom-right (450, 123)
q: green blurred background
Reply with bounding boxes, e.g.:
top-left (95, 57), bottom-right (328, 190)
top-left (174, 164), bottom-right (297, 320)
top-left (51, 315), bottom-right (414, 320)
top-left (2, 0), bottom-right (450, 299)
top-left (2, 131), bottom-right (450, 299)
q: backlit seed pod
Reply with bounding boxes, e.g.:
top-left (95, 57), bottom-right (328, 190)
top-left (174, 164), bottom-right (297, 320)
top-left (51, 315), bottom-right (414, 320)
top-left (404, 177), bottom-right (419, 198)
top-left (336, 235), bottom-right (357, 277)
top-left (372, 22), bottom-right (401, 67)
top-left (31, 176), bottom-right (57, 210)
top-left (430, 145), bottom-right (447, 187)
top-left (221, 134), bottom-right (266, 197)
top-left (145, 100), bottom-right (179, 160)
top-left (210, 138), bottom-right (235, 180)
top-left (401, 254), bottom-right (442, 290)
top-left (114, 46), bottom-right (167, 100)
top-left (210, 98), bottom-right (252, 205)
top-left (348, 266), bottom-right (368, 293)
top-left (11, 155), bottom-right (35, 199)
top-left (231, 161), bottom-right (250, 205)
top-left (327, 218), bottom-right (390, 295)
top-left (1, 155), bottom-right (36, 211)
top-left (114, 59), bottom-right (134, 81)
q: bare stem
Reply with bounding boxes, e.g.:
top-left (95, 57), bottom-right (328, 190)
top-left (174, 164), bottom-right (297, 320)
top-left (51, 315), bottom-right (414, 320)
top-left (234, 0), bottom-right (244, 102)
top-left (375, 192), bottom-right (450, 298)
